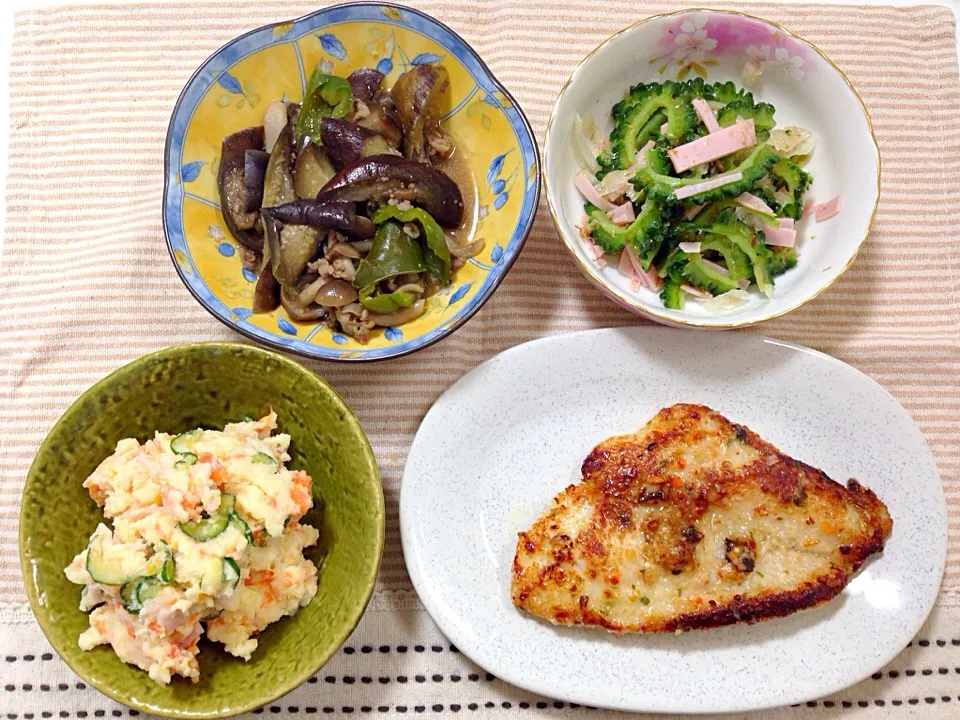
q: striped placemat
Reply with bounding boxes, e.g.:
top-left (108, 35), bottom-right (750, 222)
top-left (1, 1), bottom-right (958, 717)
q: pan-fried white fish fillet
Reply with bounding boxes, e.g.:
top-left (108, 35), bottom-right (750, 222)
top-left (511, 404), bottom-right (892, 632)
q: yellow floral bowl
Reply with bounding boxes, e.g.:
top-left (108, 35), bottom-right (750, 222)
top-left (163, 3), bottom-right (540, 361)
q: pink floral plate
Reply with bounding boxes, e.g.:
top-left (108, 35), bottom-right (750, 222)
top-left (544, 9), bottom-right (879, 328)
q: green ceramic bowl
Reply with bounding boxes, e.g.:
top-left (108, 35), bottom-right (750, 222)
top-left (19, 343), bottom-right (384, 718)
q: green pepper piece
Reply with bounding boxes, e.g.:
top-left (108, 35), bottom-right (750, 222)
top-left (353, 221), bottom-right (426, 289)
top-left (296, 70), bottom-right (353, 143)
top-left (371, 205), bottom-right (451, 284)
top-left (359, 285), bottom-right (417, 313)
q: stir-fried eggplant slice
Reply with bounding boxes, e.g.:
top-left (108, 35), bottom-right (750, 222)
top-left (262, 124), bottom-right (296, 208)
top-left (265, 199), bottom-right (375, 239)
top-left (347, 68), bottom-right (385, 102)
top-left (218, 127), bottom-right (266, 251)
top-left (355, 98), bottom-right (403, 149)
top-left (391, 64), bottom-right (450, 163)
top-left (294, 143), bottom-right (336, 198)
top-left (242, 150), bottom-right (270, 212)
top-left (318, 155), bottom-right (464, 228)
top-left (320, 117), bottom-right (394, 170)
top-left (252, 217), bottom-right (282, 312)
top-left (263, 210), bottom-right (322, 289)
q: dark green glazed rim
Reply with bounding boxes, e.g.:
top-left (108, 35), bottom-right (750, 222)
top-left (19, 342), bottom-right (384, 719)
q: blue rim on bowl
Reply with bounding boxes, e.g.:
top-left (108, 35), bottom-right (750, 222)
top-left (163, 2), bottom-right (541, 362)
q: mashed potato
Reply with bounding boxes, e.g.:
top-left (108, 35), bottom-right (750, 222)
top-left (64, 412), bottom-right (318, 685)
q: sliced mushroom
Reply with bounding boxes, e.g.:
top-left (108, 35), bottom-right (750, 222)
top-left (347, 68), bottom-right (385, 102)
top-left (303, 278), bottom-right (359, 307)
top-left (280, 287), bottom-right (327, 322)
top-left (391, 64), bottom-right (449, 163)
top-left (218, 126), bottom-right (265, 251)
top-left (337, 303), bottom-right (374, 344)
top-left (368, 300), bottom-right (425, 327)
top-left (265, 199), bottom-right (375, 239)
top-left (294, 143), bottom-right (336, 198)
top-left (317, 154), bottom-right (464, 228)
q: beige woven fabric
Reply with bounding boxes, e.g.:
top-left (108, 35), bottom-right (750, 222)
top-left (1, 1), bottom-right (959, 716)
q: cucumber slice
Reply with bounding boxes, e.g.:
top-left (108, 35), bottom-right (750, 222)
top-left (230, 513), bottom-right (254, 545)
top-left (85, 535), bottom-right (137, 586)
top-left (119, 579), bottom-right (142, 613)
top-left (218, 493), bottom-right (236, 516)
top-left (174, 452), bottom-right (198, 469)
top-left (180, 513), bottom-right (230, 541)
top-left (170, 430), bottom-right (200, 454)
top-left (157, 543), bottom-right (175, 583)
top-left (178, 493), bottom-right (236, 542)
top-left (198, 555), bottom-right (226, 594)
top-left (251, 452), bottom-right (276, 466)
top-left (223, 558), bottom-right (241, 590)
top-left (138, 578), bottom-right (161, 604)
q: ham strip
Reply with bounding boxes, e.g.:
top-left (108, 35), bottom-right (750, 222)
top-left (674, 171), bottom-right (743, 200)
top-left (761, 225), bottom-right (797, 247)
top-left (681, 283), bottom-right (713, 298)
top-left (607, 201), bottom-right (635, 226)
top-left (574, 171), bottom-right (616, 212)
top-left (624, 247), bottom-right (662, 290)
top-left (692, 97), bottom-right (722, 134)
top-left (814, 195), bottom-right (843, 221)
top-left (735, 192), bottom-right (775, 216)
top-left (668, 120), bottom-right (756, 173)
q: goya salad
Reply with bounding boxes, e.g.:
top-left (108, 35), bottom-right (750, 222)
top-left (574, 78), bottom-right (840, 310)
top-left (64, 413), bottom-right (318, 685)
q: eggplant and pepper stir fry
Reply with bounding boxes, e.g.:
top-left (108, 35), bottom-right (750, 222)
top-left (218, 64), bottom-right (480, 343)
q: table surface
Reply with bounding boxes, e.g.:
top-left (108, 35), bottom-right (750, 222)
top-left (0, 0), bottom-right (958, 265)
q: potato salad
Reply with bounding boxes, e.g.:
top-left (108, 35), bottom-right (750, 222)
top-left (64, 412), bottom-right (318, 685)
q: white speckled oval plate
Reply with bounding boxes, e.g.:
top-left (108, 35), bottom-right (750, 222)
top-left (400, 328), bottom-right (946, 714)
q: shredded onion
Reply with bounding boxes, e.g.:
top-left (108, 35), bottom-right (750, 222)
top-left (700, 288), bottom-right (751, 311)
top-left (768, 126), bottom-right (816, 158)
top-left (573, 113), bottom-right (601, 173)
top-left (678, 241), bottom-right (702, 253)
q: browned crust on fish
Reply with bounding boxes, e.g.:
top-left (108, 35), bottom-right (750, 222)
top-left (511, 404), bottom-right (892, 633)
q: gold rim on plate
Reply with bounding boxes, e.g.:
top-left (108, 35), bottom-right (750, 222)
top-left (542, 7), bottom-right (881, 329)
